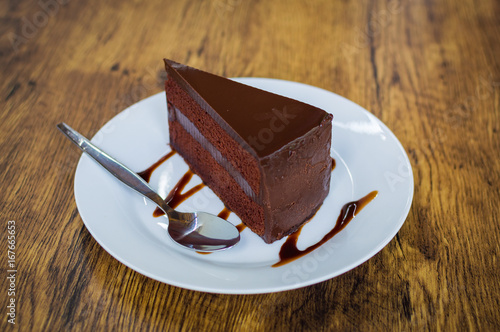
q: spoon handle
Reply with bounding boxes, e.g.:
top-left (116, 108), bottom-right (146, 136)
top-left (57, 122), bottom-right (174, 215)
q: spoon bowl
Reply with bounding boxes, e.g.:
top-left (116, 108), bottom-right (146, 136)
top-left (57, 122), bottom-right (240, 252)
top-left (167, 211), bottom-right (241, 251)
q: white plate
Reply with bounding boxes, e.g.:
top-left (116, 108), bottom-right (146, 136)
top-left (74, 78), bottom-right (413, 294)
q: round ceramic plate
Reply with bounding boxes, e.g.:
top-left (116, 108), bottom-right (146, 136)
top-left (73, 78), bottom-right (413, 294)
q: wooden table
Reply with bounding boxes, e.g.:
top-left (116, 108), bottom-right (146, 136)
top-left (1, 0), bottom-right (499, 330)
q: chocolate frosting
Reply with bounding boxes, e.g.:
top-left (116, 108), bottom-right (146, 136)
top-left (164, 59), bottom-right (331, 158)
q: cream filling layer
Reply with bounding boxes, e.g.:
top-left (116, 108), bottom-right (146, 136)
top-left (171, 105), bottom-right (257, 202)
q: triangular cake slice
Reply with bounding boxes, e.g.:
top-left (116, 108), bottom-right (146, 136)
top-left (164, 59), bottom-right (333, 243)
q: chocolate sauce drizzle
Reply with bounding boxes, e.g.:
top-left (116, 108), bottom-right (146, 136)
top-left (137, 150), bottom-right (176, 182)
top-left (137, 152), bottom-right (238, 226)
top-left (153, 170), bottom-right (206, 217)
top-left (138, 151), bottom-right (374, 266)
top-left (272, 190), bottom-right (378, 267)
top-left (216, 207), bottom-right (247, 233)
top-left (134, 149), bottom-right (206, 217)
top-left (217, 207), bottom-right (231, 220)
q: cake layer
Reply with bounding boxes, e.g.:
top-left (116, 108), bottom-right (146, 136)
top-left (169, 103), bottom-right (256, 201)
top-left (166, 77), bottom-right (261, 197)
top-left (169, 116), bottom-right (266, 236)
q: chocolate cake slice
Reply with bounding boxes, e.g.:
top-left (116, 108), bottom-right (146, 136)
top-left (164, 59), bottom-right (333, 243)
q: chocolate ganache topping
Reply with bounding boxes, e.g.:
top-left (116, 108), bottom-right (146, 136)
top-left (164, 59), bottom-right (332, 158)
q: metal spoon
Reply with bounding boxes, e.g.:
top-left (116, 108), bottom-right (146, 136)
top-left (57, 122), bottom-right (240, 252)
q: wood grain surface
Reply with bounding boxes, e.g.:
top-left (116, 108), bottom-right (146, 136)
top-left (1, 0), bottom-right (499, 330)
